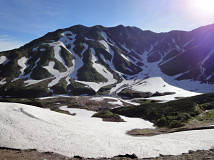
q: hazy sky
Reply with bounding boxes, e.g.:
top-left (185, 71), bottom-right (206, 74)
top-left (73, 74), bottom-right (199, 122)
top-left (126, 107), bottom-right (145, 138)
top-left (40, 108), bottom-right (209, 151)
top-left (0, 0), bottom-right (214, 51)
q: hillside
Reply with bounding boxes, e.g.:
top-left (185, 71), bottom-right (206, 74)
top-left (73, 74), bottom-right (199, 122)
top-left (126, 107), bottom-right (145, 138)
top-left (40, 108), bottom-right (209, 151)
top-left (1, 24), bottom-right (214, 99)
top-left (112, 92), bottom-right (214, 128)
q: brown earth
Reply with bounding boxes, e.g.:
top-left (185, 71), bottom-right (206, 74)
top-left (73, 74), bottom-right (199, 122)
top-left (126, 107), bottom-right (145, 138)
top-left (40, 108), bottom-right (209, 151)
top-left (0, 147), bottom-right (214, 160)
top-left (127, 120), bottom-right (214, 136)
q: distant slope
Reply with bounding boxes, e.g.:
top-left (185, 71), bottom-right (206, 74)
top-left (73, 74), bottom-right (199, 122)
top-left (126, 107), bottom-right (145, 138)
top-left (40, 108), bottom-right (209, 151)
top-left (112, 92), bottom-right (214, 128)
top-left (0, 24), bottom-right (214, 98)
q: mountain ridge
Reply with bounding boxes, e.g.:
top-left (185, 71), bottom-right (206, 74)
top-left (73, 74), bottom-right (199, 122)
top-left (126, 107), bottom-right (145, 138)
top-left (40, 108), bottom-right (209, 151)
top-left (0, 23), bottom-right (214, 98)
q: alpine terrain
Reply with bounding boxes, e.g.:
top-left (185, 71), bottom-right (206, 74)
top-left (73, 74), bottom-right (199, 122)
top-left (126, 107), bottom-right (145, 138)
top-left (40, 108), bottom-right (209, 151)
top-left (1, 23), bottom-right (214, 159)
top-left (1, 23), bottom-right (214, 99)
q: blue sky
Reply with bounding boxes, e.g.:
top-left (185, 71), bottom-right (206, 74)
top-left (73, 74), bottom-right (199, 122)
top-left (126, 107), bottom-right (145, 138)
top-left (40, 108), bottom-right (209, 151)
top-left (0, 0), bottom-right (214, 51)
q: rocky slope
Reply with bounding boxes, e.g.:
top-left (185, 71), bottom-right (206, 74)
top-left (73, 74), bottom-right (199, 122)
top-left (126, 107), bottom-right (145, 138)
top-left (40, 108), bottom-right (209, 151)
top-left (1, 24), bottom-right (214, 97)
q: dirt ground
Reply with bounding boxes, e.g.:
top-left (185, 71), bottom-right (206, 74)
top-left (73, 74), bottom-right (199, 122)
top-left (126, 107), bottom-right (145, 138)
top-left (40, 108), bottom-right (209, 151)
top-left (0, 147), bottom-right (214, 160)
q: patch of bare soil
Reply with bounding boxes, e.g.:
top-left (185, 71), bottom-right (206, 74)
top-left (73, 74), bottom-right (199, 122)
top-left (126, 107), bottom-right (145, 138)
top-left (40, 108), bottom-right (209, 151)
top-left (1, 147), bottom-right (214, 160)
top-left (0, 147), bottom-right (70, 160)
top-left (127, 120), bottom-right (214, 137)
top-left (40, 96), bottom-right (128, 112)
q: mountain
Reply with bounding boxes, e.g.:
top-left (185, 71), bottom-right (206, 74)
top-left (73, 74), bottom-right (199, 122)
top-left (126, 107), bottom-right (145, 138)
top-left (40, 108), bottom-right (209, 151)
top-left (0, 24), bottom-right (214, 98)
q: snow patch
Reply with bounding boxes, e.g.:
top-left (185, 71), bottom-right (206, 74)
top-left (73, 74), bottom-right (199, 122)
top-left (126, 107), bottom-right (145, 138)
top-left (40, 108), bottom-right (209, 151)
top-left (40, 48), bottom-right (46, 52)
top-left (85, 37), bottom-right (94, 41)
top-left (121, 44), bottom-right (131, 53)
top-left (201, 49), bottom-right (214, 65)
top-left (90, 96), bottom-right (140, 106)
top-left (0, 56), bottom-right (9, 65)
top-left (69, 43), bottom-right (88, 80)
top-left (32, 47), bottom-right (38, 52)
top-left (43, 61), bottom-right (62, 87)
top-left (0, 56), bottom-right (7, 65)
top-left (99, 40), bottom-right (111, 53)
top-left (120, 54), bottom-right (130, 62)
top-left (24, 78), bottom-right (51, 87)
top-left (17, 57), bottom-right (28, 74)
top-left (77, 48), bottom-right (117, 92)
top-left (101, 31), bottom-right (108, 41)
top-left (23, 58), bottom-right (45, 86)
top-left (0, 78), bottom-right (6, 85)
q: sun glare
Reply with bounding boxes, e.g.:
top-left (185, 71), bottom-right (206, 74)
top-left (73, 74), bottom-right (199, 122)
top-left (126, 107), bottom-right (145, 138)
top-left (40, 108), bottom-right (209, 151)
top-left (193, 0), bottom-right (214, 15)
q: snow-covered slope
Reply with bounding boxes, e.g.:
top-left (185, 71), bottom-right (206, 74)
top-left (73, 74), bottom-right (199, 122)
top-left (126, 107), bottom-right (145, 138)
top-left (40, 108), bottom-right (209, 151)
top-left (0, 102), bottom-right (214, 158)
top-left (1, 24), bottom-right (214, 98)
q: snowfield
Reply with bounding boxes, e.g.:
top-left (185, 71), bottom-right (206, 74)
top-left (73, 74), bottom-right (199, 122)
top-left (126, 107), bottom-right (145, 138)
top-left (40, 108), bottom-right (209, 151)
top-left (1, 102), bottom-right (214, 158)
top-left (109, 45), bottom-right (214, 101)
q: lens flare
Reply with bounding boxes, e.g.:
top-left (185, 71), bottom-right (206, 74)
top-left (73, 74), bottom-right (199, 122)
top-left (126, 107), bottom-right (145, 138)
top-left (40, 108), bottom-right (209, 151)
top-left (193, 0), bottom-right (214, 15)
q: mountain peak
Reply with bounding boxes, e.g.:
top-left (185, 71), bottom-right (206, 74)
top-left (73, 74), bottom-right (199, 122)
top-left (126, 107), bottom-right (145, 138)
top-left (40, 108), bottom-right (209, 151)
top-left (0, 23), bottom-right (214, 98)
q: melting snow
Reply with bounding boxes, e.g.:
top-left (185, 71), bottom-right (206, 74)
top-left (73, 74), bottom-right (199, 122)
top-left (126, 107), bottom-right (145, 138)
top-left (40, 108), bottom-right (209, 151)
top-left (90, 96), bottom-right (139, 106)
top-left (99, 40), bottom-right (111, 53)
top-left (120, 54), bottom-right (130, 62)
top-left (0, 102), bottom-right (214, 158)
top-left (0, 56), bottom-right (9, 65)
top-left (201, 49), bottom-right (214, 65)
top-left (69, 43), bottom-right (88, 80)
top-left (0, 78), bottom-right (6, 85)
top-left (40, 48), bottom-right (46, 52)
top-left (43, 61), bottom-right (62, 87)
top-left (101, 31), bottom-right (108, 41)
top-left (0, 56), bottom-right (7, 65)
top-left (22, 58), bottom-right (50, 86)
top-left (84, 37), bottom-right (95, 41)
top-left (110, 48), bottom-right (214, 101)
top-left (17, 57), bottom-right (28, 74)
top-left (77, 48), bottom-right (117, 92)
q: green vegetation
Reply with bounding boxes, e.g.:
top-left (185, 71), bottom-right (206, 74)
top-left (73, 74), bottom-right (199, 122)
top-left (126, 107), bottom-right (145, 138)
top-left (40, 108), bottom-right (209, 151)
top-left (162, 49), bottom-right (180, 62)
top-left (85, 27), bottom-right (103, 40)
top-left (67, 80), bottom-right (96, 96)
top-left (112, 93), bottom-right (214, 128)
top-left (60, 46), bottom-right (74, 67)
top-left (0, 97), bottom-right (76, 116)
top-left (118, 88), bottom-right (175, 99)
top-left (0, 49), bottom-right (29, 80)
top-left (97, 84), bottom-right (116, 95)
top-left (118, 89), bottom-right (153, 98)
top-left (196, 109), bottom-right (214, 121)
top-left (0, 98), bottom-right (44, 107)
top-left (132, 99), bottom-right (159, 105)
top-left (53, 60), bottom-right (67, 72)
top-left (73, 35), bottom-right (85, 57)
top-left (38, 46), bottom-right (55, 66)
top-left (37, 46), bottom-right (66, 73)
top-left (159, 47), bottom-right (201, 78)
top-left (77, 64), bottom-right (107, 82)
top-left (31, 67), bottom-right (52, 80)
top-left (147, 52), bottom-right (161, 62)
top-left (92, 110), bottom-right (124, 122)
top-left (97, 48), bottom-right (112, 61)
top-left (112, 47), bottom-right (141, 75)
top-left (77, 49), bottom-right (107, 82)
top-left (51, 78), bottom-right (67, 94)
top-left (0, 79), bottom-right (51, 98)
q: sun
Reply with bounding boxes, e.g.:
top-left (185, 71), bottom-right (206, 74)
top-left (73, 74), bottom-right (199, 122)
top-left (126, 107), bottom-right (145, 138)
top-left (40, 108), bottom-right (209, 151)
top-left (193, 0), bottom-right (214, 15)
